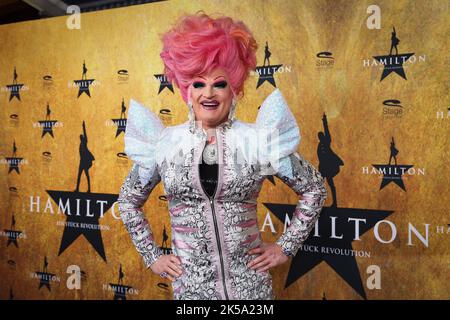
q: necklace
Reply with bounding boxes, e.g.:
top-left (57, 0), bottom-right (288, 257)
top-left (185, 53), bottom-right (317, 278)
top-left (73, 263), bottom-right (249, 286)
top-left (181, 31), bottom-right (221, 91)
top-left (202, 135), bottom-right (218, 165)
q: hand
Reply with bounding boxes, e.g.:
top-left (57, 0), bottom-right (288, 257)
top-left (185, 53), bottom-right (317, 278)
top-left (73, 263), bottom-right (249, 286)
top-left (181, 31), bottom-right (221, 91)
top-left (247, 242), bottom-right (289, 272)
top-left (150, 254), bottom-right (183, 282)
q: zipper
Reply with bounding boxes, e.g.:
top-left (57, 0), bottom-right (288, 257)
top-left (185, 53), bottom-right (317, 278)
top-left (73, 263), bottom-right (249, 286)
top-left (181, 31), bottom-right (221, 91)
top-left (198, 127), bottom-right (230, 300)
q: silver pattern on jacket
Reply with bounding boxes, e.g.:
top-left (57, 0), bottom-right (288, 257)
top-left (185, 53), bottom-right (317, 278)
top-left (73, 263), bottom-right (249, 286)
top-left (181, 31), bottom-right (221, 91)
top-left (117, 88), bottom-right (327, 300)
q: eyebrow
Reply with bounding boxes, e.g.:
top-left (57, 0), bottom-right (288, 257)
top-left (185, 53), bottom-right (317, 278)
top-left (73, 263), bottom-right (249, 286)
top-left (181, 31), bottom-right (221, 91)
top-left (197, 76), bottom-right (225, 80)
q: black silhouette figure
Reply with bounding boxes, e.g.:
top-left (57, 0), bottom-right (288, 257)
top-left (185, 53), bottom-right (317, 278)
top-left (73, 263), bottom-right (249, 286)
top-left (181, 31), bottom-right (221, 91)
top-left (322, 292), bottom-right (327, 300)
top-left (317, 113), bottom-right (344, 208)
top-left (389, 137), bottom-right (399, 165)
top-left (120, 98), bottom-right (126, 119)
top-left (12, 140), bottom-right (17, 157)
top-left (162, 225), bottom-right (169, 248)
top-left (11, 214), bottom-right (16, 229)
top-left (46, 102), bottom-right (51, 120)
top-left (13, 67), bottom-right (18, 85)
top-left (264, 41), bottom-right (271, 66)
top-left (9, 288), bottom-right (14, 300)
top-left (82, 60), bottom-right (88, 80)
top-left (75, 121), bottom-right (95, 193)
top-left (118, 264), bottom-right (124, 285)
top-left (43, 256), bottom-right (48, 273)
top-left (389, 27), bottom-right (400, 56)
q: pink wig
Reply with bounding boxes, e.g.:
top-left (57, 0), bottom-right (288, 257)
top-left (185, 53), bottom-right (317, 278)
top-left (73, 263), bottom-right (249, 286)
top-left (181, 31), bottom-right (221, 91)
top-left (160, 11), bottom-right (258, 103)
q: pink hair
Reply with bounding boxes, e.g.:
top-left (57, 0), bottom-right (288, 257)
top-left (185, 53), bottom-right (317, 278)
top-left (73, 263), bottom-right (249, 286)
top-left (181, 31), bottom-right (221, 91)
top-left (160, 11), bottom-right (258, 103)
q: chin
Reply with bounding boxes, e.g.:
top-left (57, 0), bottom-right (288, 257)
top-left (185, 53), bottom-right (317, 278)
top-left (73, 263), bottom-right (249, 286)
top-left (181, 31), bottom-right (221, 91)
top-left (200, 112), bottom-right (220, 121)
top-left (203, 117), bottom-right (220, 126)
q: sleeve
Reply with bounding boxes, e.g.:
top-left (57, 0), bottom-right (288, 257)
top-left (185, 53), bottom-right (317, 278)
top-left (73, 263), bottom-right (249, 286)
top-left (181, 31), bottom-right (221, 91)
top-left (255, 88), bottom-right (327, 257)
top-left (274, 152), bottom-right (327, 257)
top-left (117, 98), bottom-right (165, 268)
top-left (255, 88), bottom-right (301, 175)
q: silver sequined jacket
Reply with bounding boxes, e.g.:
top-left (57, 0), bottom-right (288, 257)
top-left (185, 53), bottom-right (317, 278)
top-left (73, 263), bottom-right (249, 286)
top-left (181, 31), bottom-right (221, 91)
top-left (117, 88), bottom-right (327, 300)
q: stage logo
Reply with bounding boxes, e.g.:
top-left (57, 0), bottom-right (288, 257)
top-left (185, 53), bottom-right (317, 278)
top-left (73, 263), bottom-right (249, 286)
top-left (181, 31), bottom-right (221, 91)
top-left (42, 74), bottom-right (54, 89)
top-left (117, 69), bottom-right (129, 83)
top-left (382, 99), bottom-right (404, 119)
top-left (316, 51), bottom-right (335, 69)
top-left (159, 108), bottom-right (173, 127)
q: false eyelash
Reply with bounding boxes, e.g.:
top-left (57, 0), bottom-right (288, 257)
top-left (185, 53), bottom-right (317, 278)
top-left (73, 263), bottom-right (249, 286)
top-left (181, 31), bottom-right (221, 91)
top-left (193, 82), bottom-right (205, 88)
top-left (214, 81), bottom-right (228, 88)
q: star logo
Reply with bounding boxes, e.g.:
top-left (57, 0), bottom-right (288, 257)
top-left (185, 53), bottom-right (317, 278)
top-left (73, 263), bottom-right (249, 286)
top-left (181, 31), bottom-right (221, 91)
top-left (5, 230), bottom-right (22, 247)
top-left (38, 102), bottom-right (58, 138)
top-left (373, 53), bottom-right (414, 81)
top-left (111, 98), bottom-right (127, 138)
top-left (372, 137), bottom-right (413, 191)
top-left (373, 26), bottom-right (415, 81)
top-left (109, 264), bottom-right (134, 300)
top-left (264, 203), bottom-right (394, 299)
top-left (263, 112), bottom-right (395, 299)
top-left (35, 256), bottom-right (56, 291)
top-left (47, 190), bottom-right (118, 261)
top-left (255, 41), bottom-right (282, 89)
top-left (154, 73), bottom-right (174, 94)
top-left (372, 164), bottom-right (414, 191)
top-left (6, 66), bottom-right (24, 101)
top-left (5, 140), bottom-right (23, 174)
top-left (38, 120), bottom-right (58, 138)
top-left (73, 60), bottom-right (95, 98)
top-left (4, 214), bottom-right (22, 248)
top-left (46, 121), bottom-right (117, 261)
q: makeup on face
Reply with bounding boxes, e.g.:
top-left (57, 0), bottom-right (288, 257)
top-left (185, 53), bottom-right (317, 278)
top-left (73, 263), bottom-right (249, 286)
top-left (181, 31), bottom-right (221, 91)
top-left (189, 69), bottom-right (233, 129)
top-left (193, 78), bottom-right (229, 111)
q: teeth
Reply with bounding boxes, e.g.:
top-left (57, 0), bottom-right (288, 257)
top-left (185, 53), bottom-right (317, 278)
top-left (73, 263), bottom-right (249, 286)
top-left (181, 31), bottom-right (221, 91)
top-left (202, 102), bottom-right (219, 107)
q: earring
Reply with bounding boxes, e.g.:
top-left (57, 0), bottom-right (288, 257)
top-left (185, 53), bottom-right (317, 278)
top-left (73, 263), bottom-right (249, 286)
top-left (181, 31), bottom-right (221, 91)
top-left (187, 99), bottom-right (198, 134)
top-left (228, 98), bottom-right (237, 123)
top-left (187, 100), bottom-right (195, 122)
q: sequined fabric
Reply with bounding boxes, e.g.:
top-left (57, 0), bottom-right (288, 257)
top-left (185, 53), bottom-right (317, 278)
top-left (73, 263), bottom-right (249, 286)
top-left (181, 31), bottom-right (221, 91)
top-left (117, 88), bottom-right (327, 300)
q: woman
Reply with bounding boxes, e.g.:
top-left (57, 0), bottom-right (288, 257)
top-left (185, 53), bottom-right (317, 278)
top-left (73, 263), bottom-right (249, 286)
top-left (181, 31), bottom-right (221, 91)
top-left (118, 12), bottom-right (327, 300)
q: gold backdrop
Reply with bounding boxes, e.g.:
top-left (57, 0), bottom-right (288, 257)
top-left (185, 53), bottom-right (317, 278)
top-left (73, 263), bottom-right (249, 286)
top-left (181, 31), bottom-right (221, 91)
top-left (0, 0), bottom-right (448, 300)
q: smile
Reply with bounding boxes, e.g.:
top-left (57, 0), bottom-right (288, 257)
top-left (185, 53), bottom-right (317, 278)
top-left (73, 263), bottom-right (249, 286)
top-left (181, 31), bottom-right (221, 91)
top-left (201, 100), bottom-right (220, 110)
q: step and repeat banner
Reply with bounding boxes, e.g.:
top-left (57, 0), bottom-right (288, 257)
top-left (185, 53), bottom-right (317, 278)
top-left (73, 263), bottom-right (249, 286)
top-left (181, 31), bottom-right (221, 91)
top-left (0, 0), bottom-right (448, 300)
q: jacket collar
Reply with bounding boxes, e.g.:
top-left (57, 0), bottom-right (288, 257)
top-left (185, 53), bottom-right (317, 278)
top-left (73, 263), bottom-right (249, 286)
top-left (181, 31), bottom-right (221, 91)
top-left (188, 115), bottom-right (234, 137)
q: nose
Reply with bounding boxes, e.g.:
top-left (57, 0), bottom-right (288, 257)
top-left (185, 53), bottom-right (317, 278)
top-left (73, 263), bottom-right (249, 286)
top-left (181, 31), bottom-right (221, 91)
top-left (203, 85), bottom-right (215, 99)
